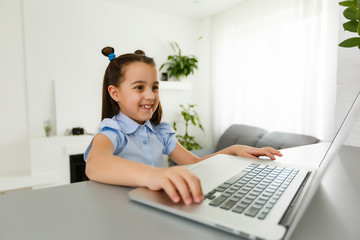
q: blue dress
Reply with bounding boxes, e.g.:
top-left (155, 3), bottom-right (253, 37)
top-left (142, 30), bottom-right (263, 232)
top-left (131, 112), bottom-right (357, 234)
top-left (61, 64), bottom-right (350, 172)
top-left (84, 112), bottom-right (177, 167)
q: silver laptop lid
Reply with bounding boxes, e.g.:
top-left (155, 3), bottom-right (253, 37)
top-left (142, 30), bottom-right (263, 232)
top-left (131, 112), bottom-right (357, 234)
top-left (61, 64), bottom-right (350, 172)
top-left (317, 90), bottom-right (360, 182)
top-left (284, 90), bottom-right (360, 240)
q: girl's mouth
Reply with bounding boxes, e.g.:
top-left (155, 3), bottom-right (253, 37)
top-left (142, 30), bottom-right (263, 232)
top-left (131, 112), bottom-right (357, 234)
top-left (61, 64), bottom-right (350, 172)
top-left (141, 104), bottom-right (153, 110)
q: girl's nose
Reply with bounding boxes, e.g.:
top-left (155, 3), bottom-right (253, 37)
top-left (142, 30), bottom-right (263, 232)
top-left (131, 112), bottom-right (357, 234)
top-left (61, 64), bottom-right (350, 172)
top-left (144, 89), bottom-right (155, 100)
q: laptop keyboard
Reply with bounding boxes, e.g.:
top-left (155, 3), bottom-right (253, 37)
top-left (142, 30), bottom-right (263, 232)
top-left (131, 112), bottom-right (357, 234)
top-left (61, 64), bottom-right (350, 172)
top-left (205, 163), bottom-right (299, 220)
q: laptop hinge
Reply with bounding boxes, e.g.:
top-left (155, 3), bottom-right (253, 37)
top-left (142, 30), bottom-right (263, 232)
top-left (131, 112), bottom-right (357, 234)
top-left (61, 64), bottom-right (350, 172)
top-left (279, 171), bottom-right (312, 227)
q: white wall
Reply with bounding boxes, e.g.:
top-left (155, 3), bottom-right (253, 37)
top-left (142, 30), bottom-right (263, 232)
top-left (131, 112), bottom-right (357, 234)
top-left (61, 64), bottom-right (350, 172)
top-left (22, 0), bottom-right (210, 138)
top-left (336, 8), bottom-right (360, 147)
top-left (0, 0), bottom-right (31, 175)
top-left (2, 0), bottom-right (358, 178)
top-left (1, 0), bottom-right (212, 176)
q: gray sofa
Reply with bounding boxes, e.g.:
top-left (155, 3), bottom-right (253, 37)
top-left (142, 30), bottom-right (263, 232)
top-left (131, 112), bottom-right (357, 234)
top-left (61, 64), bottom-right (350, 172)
top-left (192, 124), bottom-right (320, 157)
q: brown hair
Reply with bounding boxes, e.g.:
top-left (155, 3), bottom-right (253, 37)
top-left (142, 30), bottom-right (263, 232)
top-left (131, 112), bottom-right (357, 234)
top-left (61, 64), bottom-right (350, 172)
top-left (101, 47), bottom-right (162, 125)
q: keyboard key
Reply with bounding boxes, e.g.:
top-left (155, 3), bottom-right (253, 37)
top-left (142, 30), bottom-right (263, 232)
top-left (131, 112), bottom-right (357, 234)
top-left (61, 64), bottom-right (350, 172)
top-left (251, 202), bottom-right (263, 209)
top-left (205, 192), bottom-right (216, 199)
top-left (235, 192), bottom-right (246, 198)
top-left (269, 198), bottom-right (277, 204)
top-left (265, 203), bottom-right (275, 209)
top-left (243, 187), bottom-right (252, 191)
top-left (219, 183), bottom-right (231, 188)
top-left (220, 199), bottom-right (238, 210)
top-left (221, 192), bottom-right (232, 198)
top-left (207, 195), bottom-right (216, 200)
top-left (209, 196), bottom-right (228, 206)
top-left (246, 195), bottom-right (256, 200)
top-left (255, 199), bottom-right (267, 205)
top-left (225, 171), bottom-right (248, 184)
top-left (230, 196), bottom-right (241, 202)
top-left (238, 190), bottom-right (248, 195)
top-left (214, 187), bottom-right (226, 192)
top-left (249, 191), bottom-right (260, 197)
top-left (258, 212), bottom-right (267, 220)
top-left (245, 206), bottom-right (260, 217)
top-left (260, 194), bottom-right (270, 200)
top-left (253, 188), bottom-right (262, 193)
top-left (232, 206), bottom-right (246, 214)
top-left (226, 189), bottom-right (236, 194)
top-left (238, 180), bottom-right (248, 184)
top-left (262, 208), bottom-right (270, 214)
top-left (237, 202), bottom-right (250, 208)
top-left (242, 198), bottom-right (253, 204)
top-left (256, 165), bottom-right (267, 169)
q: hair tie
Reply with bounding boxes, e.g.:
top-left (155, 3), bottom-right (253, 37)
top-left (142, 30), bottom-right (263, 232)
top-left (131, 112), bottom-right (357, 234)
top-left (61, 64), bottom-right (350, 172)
top-left (108, 53), bottom-right (115, 61)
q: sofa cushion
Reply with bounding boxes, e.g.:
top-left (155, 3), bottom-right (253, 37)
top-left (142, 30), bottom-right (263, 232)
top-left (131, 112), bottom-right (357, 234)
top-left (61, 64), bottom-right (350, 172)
top-left (255, 131), bottom-right (320, 149)
top-left (215, 124), bottom-right (268, 152)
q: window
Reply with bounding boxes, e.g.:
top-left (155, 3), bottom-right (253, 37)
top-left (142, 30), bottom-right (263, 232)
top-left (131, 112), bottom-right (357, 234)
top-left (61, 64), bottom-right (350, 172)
top-left (211, 0), bottom-right (339, 141)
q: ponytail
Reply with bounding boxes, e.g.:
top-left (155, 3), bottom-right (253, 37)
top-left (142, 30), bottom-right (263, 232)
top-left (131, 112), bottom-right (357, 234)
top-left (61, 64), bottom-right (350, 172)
top-left (100, 47), bottom-right (162, 125)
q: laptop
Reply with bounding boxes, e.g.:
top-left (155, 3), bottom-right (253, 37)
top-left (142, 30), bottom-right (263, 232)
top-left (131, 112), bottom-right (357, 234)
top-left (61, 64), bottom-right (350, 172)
top-left (129, 90), bottom-right (360, 240)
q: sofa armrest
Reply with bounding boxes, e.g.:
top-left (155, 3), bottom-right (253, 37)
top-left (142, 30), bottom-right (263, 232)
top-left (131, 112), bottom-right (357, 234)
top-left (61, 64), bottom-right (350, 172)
top-left (256, 131), bottom-right (320, 149)
top-left (215, 124), bottom-right (268, 151)
top-left (191, 148), bottom-right (216, 158)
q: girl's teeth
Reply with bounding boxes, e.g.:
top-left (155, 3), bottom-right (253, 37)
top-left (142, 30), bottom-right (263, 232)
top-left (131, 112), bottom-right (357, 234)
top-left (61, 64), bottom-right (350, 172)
top-left (143, 105), bottom-right (151, 109)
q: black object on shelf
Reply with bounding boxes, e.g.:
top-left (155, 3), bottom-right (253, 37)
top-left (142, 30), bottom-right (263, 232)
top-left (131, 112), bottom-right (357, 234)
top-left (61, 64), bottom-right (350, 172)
top-left (72, 127), bottom-right (84, 135)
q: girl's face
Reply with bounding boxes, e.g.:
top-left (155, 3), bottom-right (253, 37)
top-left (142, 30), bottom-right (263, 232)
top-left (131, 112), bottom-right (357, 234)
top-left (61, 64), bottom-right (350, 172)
top-left (110, 62), bottom-right (159, 125)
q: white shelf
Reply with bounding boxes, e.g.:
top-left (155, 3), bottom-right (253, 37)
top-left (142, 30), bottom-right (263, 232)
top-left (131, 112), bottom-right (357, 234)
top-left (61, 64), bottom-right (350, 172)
top-left (159, 81), bottom-right (192, 90)
top-left (0, 172), bottom-right (59, 193)
top-left (1, 135), bottom-right (93, 193)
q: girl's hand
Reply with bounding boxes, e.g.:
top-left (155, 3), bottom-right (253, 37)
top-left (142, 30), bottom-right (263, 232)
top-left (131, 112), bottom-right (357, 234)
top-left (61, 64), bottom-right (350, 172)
top-left (144, 166), bottom-right (204, 205)
top-left (231, 145), bottom-right (283, 160)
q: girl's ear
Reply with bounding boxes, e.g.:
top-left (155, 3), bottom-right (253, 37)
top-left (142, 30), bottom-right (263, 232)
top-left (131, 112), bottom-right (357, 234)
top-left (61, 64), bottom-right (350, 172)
top-left (108, 85), bottom-right (120, 102)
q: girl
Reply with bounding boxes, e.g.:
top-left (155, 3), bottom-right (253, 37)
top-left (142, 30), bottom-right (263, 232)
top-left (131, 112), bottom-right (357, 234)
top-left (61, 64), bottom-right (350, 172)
top-left (84, 47), bottom-right (282, 205)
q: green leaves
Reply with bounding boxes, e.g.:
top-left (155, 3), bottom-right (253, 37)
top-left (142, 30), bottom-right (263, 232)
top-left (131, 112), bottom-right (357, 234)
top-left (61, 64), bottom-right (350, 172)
top-left (343, 20), bottom-right (358, 32)
top-left (159, 42), bottom-right (198, 80)
top-left (173, 104), bottom-right (204, 151)
top-left (339, 0), bottom-right (357, 7)
top-left (344, 7), bottom-right (358, 20)
top-left (339, 37), bottom-right (360, 47)
top-left (339, 0), bottom-right (360, 49)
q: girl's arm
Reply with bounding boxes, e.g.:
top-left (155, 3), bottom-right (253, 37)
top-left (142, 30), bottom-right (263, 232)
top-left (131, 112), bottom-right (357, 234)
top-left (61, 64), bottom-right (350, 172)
top-left (169, 142), bottom-right (283, 165)
top-left (85, 134), bottom-right (204, 205)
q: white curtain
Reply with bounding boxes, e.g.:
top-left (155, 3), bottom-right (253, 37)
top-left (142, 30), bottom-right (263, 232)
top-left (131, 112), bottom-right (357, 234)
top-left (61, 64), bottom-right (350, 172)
top-left (211, 0), bottom-right (339, 142)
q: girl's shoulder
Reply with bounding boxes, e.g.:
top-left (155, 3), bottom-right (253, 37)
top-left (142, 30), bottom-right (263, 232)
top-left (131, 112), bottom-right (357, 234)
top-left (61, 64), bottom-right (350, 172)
top-left (99, 117), bottom-right (122, 132)
top-left (153, 122), bottom-right (175, 135)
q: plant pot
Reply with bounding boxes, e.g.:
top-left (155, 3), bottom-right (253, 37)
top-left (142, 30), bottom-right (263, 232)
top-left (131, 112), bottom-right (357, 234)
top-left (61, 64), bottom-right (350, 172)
top-left (45, 130), bottom-right (51, 137)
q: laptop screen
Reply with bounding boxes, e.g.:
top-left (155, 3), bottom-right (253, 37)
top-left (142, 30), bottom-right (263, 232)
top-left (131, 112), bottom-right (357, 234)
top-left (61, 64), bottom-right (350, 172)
top-left (317, 90), bottom-right (360, 174)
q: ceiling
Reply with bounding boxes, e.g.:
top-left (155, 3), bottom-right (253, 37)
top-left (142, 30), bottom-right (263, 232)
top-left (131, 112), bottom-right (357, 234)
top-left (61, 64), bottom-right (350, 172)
top-left (115, 0), bottom-right (245, 19)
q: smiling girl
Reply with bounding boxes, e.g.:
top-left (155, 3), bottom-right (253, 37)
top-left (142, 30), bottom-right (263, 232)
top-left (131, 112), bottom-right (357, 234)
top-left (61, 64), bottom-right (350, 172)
top-left (84, 47), bottom-right (282, 205)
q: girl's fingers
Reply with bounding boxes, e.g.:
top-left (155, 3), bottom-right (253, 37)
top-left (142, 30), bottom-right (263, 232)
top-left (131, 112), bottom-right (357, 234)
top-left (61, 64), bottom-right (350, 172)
top-left (245, 147), bottom-right (282, 160)
top-left (168, 171), bottom-right (193, 205)
top-left (161, 178), bottom-right (181, 203)
top-left (161, 167), bottom-right (203, 204)
top-left (263, 147), bottom-right (283, 160)
top-left (181, 171), bottom-right (204, 203)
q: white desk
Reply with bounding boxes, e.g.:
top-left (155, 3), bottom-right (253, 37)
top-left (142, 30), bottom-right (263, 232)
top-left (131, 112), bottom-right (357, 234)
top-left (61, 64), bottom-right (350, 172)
top-left (0, 144), bottom-right (359, 240)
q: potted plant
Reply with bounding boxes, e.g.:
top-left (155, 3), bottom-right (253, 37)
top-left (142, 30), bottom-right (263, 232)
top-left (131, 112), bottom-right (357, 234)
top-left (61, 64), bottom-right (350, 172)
top-left (168, 104), bottom-right (204, 166)
top-left (338, 0), bottom-right (360, 49)
top-left (159, 42), bottom-right (198, 81)
top-left (173, 104), bottom-right (204, 151)
top-left (44, 120), bottom-right (52, 137)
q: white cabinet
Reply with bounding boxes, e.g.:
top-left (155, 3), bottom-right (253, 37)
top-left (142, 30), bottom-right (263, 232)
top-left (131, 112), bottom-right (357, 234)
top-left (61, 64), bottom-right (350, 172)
top-left (30, 135), bottom-right (93, 188)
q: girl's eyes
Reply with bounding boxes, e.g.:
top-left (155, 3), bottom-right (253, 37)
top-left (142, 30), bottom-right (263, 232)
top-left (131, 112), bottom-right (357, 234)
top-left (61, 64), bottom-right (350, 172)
top-left (134, 85), bottom-right (159, 91)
